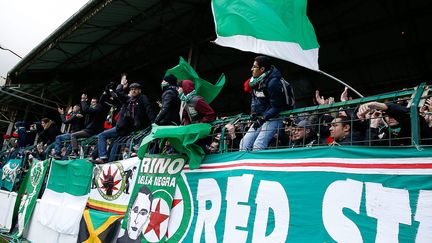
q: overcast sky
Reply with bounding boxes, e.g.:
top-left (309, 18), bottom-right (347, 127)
top-left (0, 0), bottom-right (89, 85)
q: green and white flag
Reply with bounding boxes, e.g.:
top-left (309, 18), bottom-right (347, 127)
top-left (37, 158), bottom-right (93, 236)
top-left (11, 158), bottom-right (49, 238)
top-left (212, 0), bottom-right (320, 70)
top-left (138, 123), bottom-right (212, 169)
top-left (166, 57), bottom-right (225, 104)
top-left (0, 159), bottom-right (22, 191)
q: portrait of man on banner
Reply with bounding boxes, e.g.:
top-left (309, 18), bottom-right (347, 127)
top-left (117, 185), bottom-right (154, 242)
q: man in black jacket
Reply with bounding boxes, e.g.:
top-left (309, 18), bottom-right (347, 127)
top-left (70, 94), bottom-right (106, 157)
top-left (155, 74), bottom-right (180, 125)
top-left (93, 82), bottom-right (155, 163)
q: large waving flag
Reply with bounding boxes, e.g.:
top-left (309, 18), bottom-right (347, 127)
top-left (165, 57), bottom-right (225, 104)
top-left (138, 123), bottom-right (212, 169)
top-left (212, 0), bottom-right (320, 70)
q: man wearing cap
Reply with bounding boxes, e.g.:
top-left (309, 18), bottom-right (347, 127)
top-left (154, 74), bottom-right (181, 125)
top-left (289, 119), bottom-right (317, 148)
top-left (93, 82), bottom-right (155, 163)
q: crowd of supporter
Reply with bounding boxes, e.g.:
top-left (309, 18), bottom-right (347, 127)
top-left (1, 55), bottom-right (431, 168)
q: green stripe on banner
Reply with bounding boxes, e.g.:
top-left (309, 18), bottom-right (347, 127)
top-left (89, 209), bottom-right (119, 230)
top-left (47, 158), bottom-right (93, 195)
top-left (181, 168), bottom-right (432, 242)
top-left (201, 146), bottom-right (432, 164)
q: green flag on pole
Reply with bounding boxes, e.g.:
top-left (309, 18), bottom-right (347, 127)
top-left (12, 159), bottom-right (49, 238)
top-left (165, 57), bottom-right (225, 104)
top-left (211, 0), bottom-right (320, 70)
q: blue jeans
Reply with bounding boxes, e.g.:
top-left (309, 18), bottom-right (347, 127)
top-left (240, 119), bottom-right (282, 151)
top-left (54, 133), bottom-right (71, 155)
top-left (98, 127), bottom-right (119, 158)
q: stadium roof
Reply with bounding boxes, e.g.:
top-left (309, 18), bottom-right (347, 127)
top-left (4, 0), bottom-right (432, 120)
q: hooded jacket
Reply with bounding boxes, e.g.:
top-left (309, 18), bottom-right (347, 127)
top-left (181, 80), bottom-right (215, 125)
top-left (251, 66), bottom-right (289, 120)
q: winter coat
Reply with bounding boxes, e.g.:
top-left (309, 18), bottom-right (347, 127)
top-left (251, 66), bottom-right (289, 120)
top-left (155, 86), bottom-right (181, 125)
top-left (116, 93), bottom-right (155, 136)
top-left (81, 101), bottom-right (106, 135)
top-left (60, 113), bottom-right (84, 133)
top-left (180, 80), bottom-right (215, 125)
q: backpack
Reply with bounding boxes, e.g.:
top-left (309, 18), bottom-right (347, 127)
top-left (280, 78), bottom-right (295, 109)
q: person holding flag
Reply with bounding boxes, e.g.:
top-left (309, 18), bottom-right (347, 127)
top-left (240, 56), bottom-right (295, 150)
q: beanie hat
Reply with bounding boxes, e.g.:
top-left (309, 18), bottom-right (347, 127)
top-left (163, 74), bottom-right (178, 86)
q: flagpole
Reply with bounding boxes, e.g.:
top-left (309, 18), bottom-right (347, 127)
top-left (318, 70), bottom-right (364, 98)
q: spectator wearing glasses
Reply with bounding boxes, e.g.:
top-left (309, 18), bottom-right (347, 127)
top-left (240, 56), bottom-right (294, 151)
top-left (289, 119), bottom-right (317, 148)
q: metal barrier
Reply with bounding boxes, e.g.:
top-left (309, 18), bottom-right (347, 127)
top-left (1, 83), bottom-right (431, 164)
top-left (206, 83), bottom-right (432, 153)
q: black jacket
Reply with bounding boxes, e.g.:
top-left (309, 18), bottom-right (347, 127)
top-left (81, 101), bottom-right (106, 135)
top-left (38, 123), bottom-right (60, 145)
top-left (116, 94), bottom-right (156, 136)
top-left (155, 86), bottom-right (180, 125)
top-left (60, 113), bottom-right (84, 133)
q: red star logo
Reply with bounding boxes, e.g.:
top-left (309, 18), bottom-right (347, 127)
top-left (144, 199), bottom-right (169, 240)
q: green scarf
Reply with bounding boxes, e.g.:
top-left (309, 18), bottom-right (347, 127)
top-left (249, 70), bottom-right (270, 88)
top-left (161, 83), bottom-right (169, 89)
top-left (179, 89), bottom-right (197, 102)
top-left (389, 127), bottom-right (401, 134)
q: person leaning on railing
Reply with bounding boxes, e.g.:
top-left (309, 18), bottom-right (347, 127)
top-left (289, 118), bottom-right (318, 148)
top-left (240, 56), bottom-right (294, 151)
